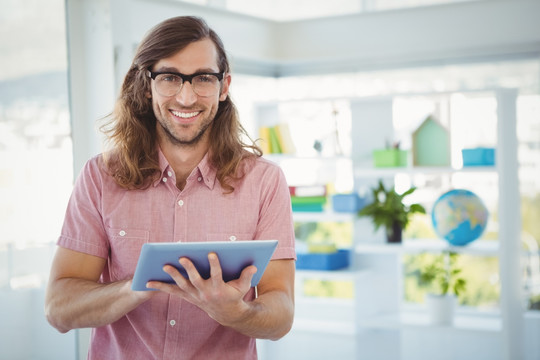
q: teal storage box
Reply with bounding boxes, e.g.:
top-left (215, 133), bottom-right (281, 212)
top-left (296, 249), bottom-right (350, 270)
top-left (332, 194), bottom-right (365, 213)
top-left (462, 147), bottom-right (495, 166)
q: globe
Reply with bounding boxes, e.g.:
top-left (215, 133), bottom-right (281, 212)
top-left (431, 189), bottom-right (489, 246)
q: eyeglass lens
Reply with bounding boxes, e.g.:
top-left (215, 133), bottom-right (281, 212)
top-left (154, 74), bottom-right (220, 97)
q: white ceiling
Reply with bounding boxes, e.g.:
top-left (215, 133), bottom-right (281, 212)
top-left (181, 0), bottom-right (477, 21)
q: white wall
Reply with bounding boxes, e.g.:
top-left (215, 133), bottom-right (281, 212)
top-left (274, 0), bottom-right (540, 75)
top-left (124, 0), bottom-right (540, 76)
top-left (0, 288), bottom-right (77, 360)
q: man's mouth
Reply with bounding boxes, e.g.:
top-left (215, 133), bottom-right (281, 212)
top-left (170, 110), bottom-right (200, 119)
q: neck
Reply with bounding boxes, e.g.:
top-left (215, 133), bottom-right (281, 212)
top-left (158, 134), bottom-right (210, 190)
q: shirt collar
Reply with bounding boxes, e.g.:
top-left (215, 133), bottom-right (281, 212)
top-left (153, 147), bottom-right (217, 190)
top-left (196, 152), bottom-right (217, 190)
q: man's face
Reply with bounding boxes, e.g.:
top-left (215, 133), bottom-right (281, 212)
top-left (150, 38), bottom-right (230, 147)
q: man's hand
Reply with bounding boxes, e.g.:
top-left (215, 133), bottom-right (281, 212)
top-left (147, 254), bottom-right (295, 340)
top-left (147, 252), bottom-right (258, 326)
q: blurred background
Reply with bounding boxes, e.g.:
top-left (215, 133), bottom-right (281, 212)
top-left (1, 0), bottom-right (539, 359)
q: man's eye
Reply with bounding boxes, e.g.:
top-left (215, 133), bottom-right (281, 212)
top-left (160, 75), bottom-right (181, 83)
top-left (195, 75), bottom-right (214, 83)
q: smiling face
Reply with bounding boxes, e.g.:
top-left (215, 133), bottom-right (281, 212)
top-left (150, 38), bottom-right (230, 148)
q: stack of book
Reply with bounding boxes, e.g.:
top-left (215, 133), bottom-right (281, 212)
top-left (290, 185), bottom-right (327, 212)
top-left (258, 123), bottom-right (296, 154)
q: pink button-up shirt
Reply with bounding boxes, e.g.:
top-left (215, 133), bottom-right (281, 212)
top-left (58, 151), bottom-right (296, 359)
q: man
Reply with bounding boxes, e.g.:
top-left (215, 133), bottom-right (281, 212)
top-left (45, 16), bottom-right (296, 359)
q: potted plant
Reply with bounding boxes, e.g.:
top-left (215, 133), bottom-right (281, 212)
top-left (418, 251), bottom-right (467, 325)
top-left (358, 180), bottom-right (426, 243)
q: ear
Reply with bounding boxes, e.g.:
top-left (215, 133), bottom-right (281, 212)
top-left (219, 73), bottom-right (231, 102)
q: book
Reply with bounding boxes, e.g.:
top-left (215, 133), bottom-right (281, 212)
top-left (258, 126), bottom-right (271, 154)
top-left (274, 123), bottom-right (296, 154)
top-left (292, 203), bottom-right (325, 212)
top-left (291, 196), bottom-right (327, 206)
top-left (289, 185), bottom-right (327, 197)
top-left (268, 126), bottom-right (282, 154)
top-left (258, 123), bottom-right (296, 154)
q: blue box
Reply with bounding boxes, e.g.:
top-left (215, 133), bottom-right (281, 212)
top-left (332, 194), bottom-right (366, 213)
top-left (296, 249), bottom-right (350, 270)
top-left (462, 147), bottom-right (495, 166)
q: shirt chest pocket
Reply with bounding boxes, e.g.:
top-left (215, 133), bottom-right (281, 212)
top-left (107, 228), bottom-right (149, 281)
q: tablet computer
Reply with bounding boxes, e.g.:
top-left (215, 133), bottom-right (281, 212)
top-left (131, 240), bottom-right (278, 291)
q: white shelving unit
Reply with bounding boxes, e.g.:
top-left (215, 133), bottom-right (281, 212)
top-left (353, 165), bottom-right (497, 177)
top-left (362, 311), bottom-right (502, 333)
top-left (290, 211), bottom-right (355, 223)
top-left (255, 88), bottom-right (522, 360)
top-left (348, 89), bottom-right (521, 360)
top-left (354, 237), bottom-right (503, 335)
top-left (356, 239), bottom-right (499, 256)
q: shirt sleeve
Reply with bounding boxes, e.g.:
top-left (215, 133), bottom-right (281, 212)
top-left (254, 160), bottom-right (296, 260)
top-left (57, 156), bottom-right (110, 259)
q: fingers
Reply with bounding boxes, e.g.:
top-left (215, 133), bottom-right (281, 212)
top-left (166, 256), bottom-right (212, 290)
top-left (179, 258), bottom-right (203, 285)
top-left (239, 265), bottom-right (257, 286)
top-left (208, 253), bottom-right (255, 288)
top-left (146, 264), bottom-right (189, 292)
top-left (147, 254), bottom-right (256, 296)
top-left (208, 252), bottom-right (223, 285)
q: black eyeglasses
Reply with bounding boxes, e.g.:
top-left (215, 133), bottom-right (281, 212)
top-left (147, 70), bottom-right (224, 97)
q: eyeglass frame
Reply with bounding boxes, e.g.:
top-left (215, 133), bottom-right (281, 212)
top-left (147, 70), bottom-right (225, 97)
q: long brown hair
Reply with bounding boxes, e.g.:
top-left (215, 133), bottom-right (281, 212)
top-left (100, 16), bottom-right (261, 192)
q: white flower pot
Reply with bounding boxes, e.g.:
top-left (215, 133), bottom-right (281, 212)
top-left (425, 293), bottom-right (456, 325)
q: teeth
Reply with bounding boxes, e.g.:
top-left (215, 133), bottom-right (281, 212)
top-left (171, 110), bottom-right (199, 118)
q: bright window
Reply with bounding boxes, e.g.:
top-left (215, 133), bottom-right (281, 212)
top-left (0, 0), bottom-right (71, 289)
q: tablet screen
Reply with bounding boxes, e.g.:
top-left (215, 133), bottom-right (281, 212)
top-left (131, 240), bottom-right (278, 291)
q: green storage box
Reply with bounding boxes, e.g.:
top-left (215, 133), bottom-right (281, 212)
top-left (373, 149), bottom-right (407, 167)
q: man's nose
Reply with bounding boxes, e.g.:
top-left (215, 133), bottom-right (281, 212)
top-left (175, 81), bottom-right (197, 105)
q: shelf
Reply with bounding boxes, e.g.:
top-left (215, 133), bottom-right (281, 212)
top-left (292, 318), bottom-right (355, 336)
top-left (295, 295), bottom-right (354, 307)
top-left (354, 165), bottom-right (496, 178)
top-left (294, 311), bottom-right (502, 335)
top-left (355, 239), bottom-right (499, 256)
top-left (296, 268), bottom-right (367, 281)
top-left (293, 210), bottom-right (355, 222)
top-left (266, 155), bottom-right (496, 176)
top-left (362, 311), bottom-right (502, 333)
top-left (264, 154), bottom-right (350, 163)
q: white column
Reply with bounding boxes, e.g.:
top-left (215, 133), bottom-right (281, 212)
top-left (110, 0), bottom-right (134, 93)
top-left (66, 0), bottom-right (115, 178)
top-left (496, 88), bottom-right (523, 360)
top-left (351, 97), bottom-right (401, 360)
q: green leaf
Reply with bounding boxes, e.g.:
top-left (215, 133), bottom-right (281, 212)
top-left (357, 179), bottom-right (426, 233)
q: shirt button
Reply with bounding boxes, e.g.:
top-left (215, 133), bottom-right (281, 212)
top-left (169, 320), bottom-right (176, 326)
top-left (197, 176), bottom-right (202, 182)
top-left (178, 200), bottom-right (184, 207)
top-left (119, 230), bottom-right (126, 236)
top-left (229, 235), bottom-right (237, 241)
top-left (162, 177), bottom-right (167, 183)
top-left (167, 171), bottom-right (173, 177)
